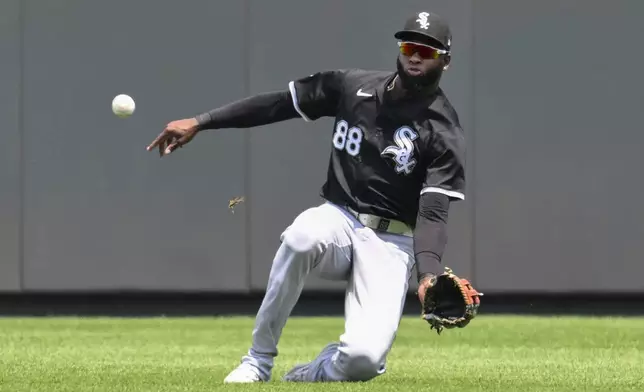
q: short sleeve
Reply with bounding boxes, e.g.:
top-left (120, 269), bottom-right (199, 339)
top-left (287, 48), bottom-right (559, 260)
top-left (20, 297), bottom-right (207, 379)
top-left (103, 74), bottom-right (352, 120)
top-left (421, 127), bottom-right (466, 201)
top-left (288, 70), bottom-right (346, 121)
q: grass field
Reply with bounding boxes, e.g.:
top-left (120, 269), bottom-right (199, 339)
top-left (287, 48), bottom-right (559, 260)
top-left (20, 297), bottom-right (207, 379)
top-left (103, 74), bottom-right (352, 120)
top-left (1, 315), bottom-right (643, 391)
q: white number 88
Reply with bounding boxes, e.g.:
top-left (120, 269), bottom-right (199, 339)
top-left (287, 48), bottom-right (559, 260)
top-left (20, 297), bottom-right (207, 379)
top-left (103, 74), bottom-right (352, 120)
top-left (332, 120), bottom-right (363, 156)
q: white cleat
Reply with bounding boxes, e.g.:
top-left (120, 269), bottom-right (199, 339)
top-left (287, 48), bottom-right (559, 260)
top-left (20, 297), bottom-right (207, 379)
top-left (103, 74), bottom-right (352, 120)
top-left (223, 364), bottom-right (265, 383)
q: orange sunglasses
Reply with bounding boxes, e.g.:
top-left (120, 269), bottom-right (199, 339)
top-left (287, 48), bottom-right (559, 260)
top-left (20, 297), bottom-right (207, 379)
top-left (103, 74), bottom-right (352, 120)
top-left (398, 41), bottom-right (448, 59)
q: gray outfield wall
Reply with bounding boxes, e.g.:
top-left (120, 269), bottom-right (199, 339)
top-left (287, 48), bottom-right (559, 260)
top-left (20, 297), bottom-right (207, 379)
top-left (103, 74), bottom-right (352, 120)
top-left (1, 0), bottom-right (643, 294)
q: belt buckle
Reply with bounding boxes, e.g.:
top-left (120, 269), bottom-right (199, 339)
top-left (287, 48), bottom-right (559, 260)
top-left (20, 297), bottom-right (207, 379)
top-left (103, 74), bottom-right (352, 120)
top-left (376, 218), bottom-right (390, 232)
top-left (347, 206), bottom-right (395, 234)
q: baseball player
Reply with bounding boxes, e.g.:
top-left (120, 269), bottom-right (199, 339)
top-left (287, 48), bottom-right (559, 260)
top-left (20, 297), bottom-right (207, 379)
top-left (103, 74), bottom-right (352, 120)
top-left (147, 11), bottom-right (466, 383)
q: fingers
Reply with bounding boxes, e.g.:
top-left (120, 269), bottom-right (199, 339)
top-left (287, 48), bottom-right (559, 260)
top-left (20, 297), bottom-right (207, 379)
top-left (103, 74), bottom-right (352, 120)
top-left (156, 134), bottom-right (171, 157)
top-left (165, 142), bottom-right (178, 155)
top-left (147, 125), bottom-right (195, 157)
top-left (165, 133), bottom-right (192, 155)
top-left (147, 128), bottom-right (180, 157)
top-left (158, 138), bottom-right (167, 156)
top-left (146, 130), bottom-right (168, 152)
top-left (162, 137), bottom-right (177, 155)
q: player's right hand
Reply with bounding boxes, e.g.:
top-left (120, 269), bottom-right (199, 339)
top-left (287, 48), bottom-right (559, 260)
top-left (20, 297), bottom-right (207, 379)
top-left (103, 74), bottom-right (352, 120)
top-left (146, 118), bottom-right (200, 157)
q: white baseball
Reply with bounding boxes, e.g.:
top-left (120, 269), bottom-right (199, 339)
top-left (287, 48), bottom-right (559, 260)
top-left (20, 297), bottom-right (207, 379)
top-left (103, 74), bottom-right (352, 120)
top-left (111, 94), bottom-right (136, 118)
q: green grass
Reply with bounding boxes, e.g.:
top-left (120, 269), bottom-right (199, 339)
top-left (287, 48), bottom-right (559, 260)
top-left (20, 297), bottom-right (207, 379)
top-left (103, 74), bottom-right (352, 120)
top-left (0, 315), bottom-right (643, 391)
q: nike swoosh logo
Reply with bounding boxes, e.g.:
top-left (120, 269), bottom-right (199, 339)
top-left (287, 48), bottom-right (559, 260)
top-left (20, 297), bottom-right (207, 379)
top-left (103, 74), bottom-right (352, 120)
top-left (357, 89), bottom-right (373, 97)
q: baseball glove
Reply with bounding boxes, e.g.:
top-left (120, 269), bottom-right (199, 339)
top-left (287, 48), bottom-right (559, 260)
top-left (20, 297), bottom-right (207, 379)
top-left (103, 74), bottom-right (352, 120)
top-left (421, 267), bottom-right (483, 334)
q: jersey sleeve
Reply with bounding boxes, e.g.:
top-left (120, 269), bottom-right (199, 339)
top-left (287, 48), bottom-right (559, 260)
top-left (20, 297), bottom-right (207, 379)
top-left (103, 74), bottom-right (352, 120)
top-left (288, 70), bottom-right (346, 121)
top-left (421, 127), bottom-right (466, 201)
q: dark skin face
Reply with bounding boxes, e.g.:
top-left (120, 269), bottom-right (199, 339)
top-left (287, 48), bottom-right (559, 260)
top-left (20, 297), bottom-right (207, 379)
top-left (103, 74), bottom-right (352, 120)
top-left (391, 35), bottom-right (451, 100)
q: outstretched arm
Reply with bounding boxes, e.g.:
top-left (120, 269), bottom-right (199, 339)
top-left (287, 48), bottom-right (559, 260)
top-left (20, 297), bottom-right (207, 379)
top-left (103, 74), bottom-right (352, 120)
top-left (146, 90), bottom-right (299, 156)
top-left (146, 70), bottom-right (346, 156)
top-left (194, 90), bottom-right (299, 131)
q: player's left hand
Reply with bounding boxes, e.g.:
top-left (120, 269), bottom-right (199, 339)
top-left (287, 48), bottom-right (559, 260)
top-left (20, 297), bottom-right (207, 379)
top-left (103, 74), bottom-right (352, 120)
top-left (417, 274), bottom-right (435, 306)
top-left (419, 267), bottom-right (483, 334)
top-left (146, 118), bottom-right (200, 157)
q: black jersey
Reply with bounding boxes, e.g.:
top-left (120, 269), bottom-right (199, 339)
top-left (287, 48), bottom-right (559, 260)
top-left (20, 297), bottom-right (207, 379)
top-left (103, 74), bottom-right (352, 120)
top-left (287, 69), bottom-right (465, 227)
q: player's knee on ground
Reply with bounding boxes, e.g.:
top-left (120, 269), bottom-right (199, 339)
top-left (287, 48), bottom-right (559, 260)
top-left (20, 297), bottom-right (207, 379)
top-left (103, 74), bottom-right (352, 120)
top-left (339, 344), bottom-right (386, 381)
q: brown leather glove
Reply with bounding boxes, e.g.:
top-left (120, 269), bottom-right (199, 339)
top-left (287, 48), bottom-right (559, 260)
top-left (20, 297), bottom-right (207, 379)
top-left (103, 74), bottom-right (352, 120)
top-left (419, 267), bottom-right (483, 334)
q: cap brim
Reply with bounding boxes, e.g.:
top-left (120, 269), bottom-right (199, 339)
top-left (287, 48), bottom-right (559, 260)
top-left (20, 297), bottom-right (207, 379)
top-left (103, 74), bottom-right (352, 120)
top-left (394, 31), bottom-right (448, 50)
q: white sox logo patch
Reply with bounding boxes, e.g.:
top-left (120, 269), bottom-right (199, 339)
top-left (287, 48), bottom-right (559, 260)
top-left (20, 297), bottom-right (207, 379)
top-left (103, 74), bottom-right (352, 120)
top-left (381, 126), bottom-right (419, 175)
top-left (416, 12), bottom-right (430, 29)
